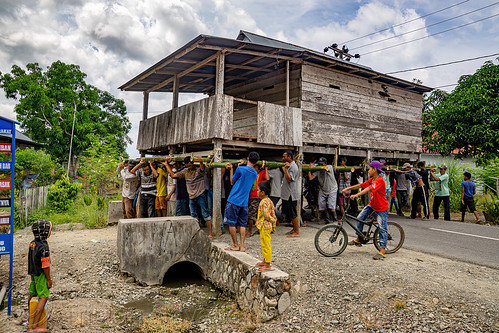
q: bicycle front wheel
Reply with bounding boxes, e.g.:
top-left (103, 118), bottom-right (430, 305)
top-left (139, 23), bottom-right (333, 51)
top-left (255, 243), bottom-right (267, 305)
top-left (374, 221), bottom-right (405, 254)
top-left (314, 224), bottom-right (348, 257)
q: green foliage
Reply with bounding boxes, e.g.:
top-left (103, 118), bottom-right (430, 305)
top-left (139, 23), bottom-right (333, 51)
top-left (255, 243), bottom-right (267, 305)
top-left (482, 195), bottom-right (499, 225)
top-left (14, 148), bottom-right (62, 188)
top-left (477, 158), bottom-right (499, 194)
top-left (47, 176), bottom-right (81, 212)
top-left (422, 61), bottom-right (499, 164)
top-left (0, 61), bottom-right (131, 163)
top-left (78, 139), bottom-right (122, 195)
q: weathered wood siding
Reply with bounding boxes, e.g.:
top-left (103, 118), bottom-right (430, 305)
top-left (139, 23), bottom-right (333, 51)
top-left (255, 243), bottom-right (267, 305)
top-left (257, 102), bottom-right (302, 146)
top-left (137, 94), bottom-right (233, 150)
top-left (226, 65), bottom-right (301, 139)
top-left (301, 64), bottom-right (423, 152)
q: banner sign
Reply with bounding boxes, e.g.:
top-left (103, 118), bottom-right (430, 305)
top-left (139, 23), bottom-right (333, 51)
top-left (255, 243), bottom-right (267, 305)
top-left (0, 143), bottom-right (12, 153)
top-left (0, 198), bottom-right (11, 207)
top-left (0, 162), bottom-right (12, 171)
top-left (0, 234), bottom-right (13, 255)
top-left (0, 180), bottom-right (11, 189)
top-left (0, 216), bottom-right (10, 225)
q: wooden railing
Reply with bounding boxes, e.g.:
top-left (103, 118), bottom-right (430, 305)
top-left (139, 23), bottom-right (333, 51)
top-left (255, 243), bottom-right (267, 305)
top-left (137, 94), bottom-right (234, 151)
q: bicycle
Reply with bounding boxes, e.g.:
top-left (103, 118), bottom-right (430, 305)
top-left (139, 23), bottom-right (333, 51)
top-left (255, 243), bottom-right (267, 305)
top-left (314, 206), bottom-right (405, 257)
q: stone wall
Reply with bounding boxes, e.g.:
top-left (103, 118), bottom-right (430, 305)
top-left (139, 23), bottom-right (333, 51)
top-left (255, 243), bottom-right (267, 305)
top-left (207, 242), bottom-right (291, 322)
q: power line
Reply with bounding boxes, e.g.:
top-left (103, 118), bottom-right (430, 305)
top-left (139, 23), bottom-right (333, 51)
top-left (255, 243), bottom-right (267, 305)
top-left (386, 52), bottom-right (499, 74)
top-left (340, 0), bottom-right (471, 45)
top-left (362, 13), bottom-right (499, 56)
top-left (355, 2), bottom-right (499, 50)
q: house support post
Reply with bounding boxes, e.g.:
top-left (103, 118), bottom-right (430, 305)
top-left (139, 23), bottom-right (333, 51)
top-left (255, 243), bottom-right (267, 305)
top-left (141, 92), bottom-right (149, 158)
top-left (215, 51), bottom-right (225, 95)
top-left (212, 140), bottom-right (223, 237)
top-left (172, 75), bottom-right (179, 109)
top-left (286, 61), bottom-right (290, 107)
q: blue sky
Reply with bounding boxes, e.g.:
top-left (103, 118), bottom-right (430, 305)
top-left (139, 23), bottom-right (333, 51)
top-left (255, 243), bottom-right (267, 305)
top-left (0, 0), bottom-right (497, 158)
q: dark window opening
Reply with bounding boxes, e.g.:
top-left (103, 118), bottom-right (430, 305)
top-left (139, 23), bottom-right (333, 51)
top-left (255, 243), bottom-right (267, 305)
top-left (378, 91), bottom-right (390, 97)
top-left (388, 98), bottom-right (397, 103)
top-left (329, 84), bottom-right (340, 89)
top-left (263, 85), bottom-right (274, 91)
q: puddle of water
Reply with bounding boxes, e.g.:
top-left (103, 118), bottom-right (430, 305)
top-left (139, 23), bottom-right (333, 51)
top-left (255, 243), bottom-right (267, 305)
top-left (123, 298), bottom-right (155, 313)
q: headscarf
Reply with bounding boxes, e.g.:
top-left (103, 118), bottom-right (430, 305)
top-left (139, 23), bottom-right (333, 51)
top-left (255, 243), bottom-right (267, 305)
top-left (32, 219), bottom-right (52, 241)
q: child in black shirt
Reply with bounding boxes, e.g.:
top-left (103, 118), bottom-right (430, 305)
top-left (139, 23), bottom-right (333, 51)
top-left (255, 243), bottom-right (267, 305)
top-left (28, 219), bottom-right (52, 333)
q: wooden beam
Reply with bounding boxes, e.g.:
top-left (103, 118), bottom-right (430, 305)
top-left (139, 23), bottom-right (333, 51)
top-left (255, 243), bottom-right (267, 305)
top-left (121, 37), bottom-right (205, 90)
top-left (223, 139), bottom-right (295, 150)
top-left (198, 44), bottom-right (304, 63)
top-left (233, 97), bottom-right (258, 105)
top-left (215, 52), bottom-right (225, 96)
top-left (142, 92), bottom-right (149, 120)
top-left (146, 52), bottom-right (219, 93)
top-left (172, 75), bottom-right (179, 109)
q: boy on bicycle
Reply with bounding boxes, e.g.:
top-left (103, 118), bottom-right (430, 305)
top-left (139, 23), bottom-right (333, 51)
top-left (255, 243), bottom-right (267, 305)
top-left (342, 160), bottom-right (388, 260)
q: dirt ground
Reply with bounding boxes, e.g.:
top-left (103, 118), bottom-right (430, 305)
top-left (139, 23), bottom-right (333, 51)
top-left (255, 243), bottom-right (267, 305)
top-left (0, 221), bottom-right (498, 332)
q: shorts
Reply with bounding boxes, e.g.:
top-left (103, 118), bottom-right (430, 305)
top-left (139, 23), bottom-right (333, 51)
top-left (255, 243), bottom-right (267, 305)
top-left (224, 202), bottom-right (248, 228)
top-left (248, 198), bottom-right (261, 220)
top-left (319, 191), bottom-right (337, 211)
top-left (338, 193), bottom-right (349, 207)
top-left (155, 196), bottom-right (168, 210)
top-left (460, 198), bottom-right (476, 212)
top-left (281, 197), bottom-right (297, 220)
top-left (29, 273), bottom-right (50, 299)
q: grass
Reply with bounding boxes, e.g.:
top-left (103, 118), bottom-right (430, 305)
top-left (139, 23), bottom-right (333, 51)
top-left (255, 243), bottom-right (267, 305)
top-left (19, 192), bottom-right (121, 230)
top-left (394, 300), bottom-right (406, 309)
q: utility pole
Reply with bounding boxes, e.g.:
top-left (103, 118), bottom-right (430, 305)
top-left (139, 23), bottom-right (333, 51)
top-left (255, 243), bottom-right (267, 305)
top-left (324, 43), bottom-right (360, 61)
top-left (67, 102), bottom-right (77, 178)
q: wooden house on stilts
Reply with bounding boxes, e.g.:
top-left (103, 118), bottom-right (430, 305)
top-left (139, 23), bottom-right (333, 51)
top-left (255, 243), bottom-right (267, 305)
top-left (120, 31), bottom-right (432, 234)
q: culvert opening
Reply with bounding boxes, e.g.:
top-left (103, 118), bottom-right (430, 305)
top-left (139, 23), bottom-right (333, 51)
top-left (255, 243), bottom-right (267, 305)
top-left (162, 261), bottom-right (208, 287)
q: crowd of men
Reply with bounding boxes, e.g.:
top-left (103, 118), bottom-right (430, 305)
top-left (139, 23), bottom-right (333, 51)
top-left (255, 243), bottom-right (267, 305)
top-left (117, 153), bottom-right (480, 240)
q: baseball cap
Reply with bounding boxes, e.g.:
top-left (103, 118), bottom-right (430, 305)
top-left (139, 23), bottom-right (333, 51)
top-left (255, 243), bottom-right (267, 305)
top-left (402, 162), bottom-right (412, 169)
top-left (439, 164), bottom-right (447, 170)
top-left (369, 160), bottom-right (384, 174)
top-left (318, 157), bottom-right (327, 165)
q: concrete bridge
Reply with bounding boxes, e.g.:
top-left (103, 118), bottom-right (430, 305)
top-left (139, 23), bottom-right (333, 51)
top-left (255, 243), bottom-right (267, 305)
top-left (117, 217), bottom-right (291, 321)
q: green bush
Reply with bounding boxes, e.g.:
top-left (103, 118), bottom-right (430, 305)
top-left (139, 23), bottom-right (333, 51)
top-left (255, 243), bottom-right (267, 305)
top-left (482, 195), bottom-right (499, 225)
top-left (47, 176), bottom-right (82, 212)
top-left (477, 158), bottom-right (499, 194)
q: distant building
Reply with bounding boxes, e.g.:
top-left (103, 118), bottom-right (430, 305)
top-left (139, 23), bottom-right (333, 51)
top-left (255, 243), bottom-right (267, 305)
top-left (0, 130), bottom-right (43, 150)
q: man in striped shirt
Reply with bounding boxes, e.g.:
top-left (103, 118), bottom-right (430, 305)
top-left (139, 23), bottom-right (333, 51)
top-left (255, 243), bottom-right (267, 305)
top-left (131, 160), bottom-right (159, 218)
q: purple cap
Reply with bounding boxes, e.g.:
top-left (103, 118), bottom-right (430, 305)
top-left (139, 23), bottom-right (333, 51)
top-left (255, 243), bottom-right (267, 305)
top-left (369, 160), bottom-right (384, 174)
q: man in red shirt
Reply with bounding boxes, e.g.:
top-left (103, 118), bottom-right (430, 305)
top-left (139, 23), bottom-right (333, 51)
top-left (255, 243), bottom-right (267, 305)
top-left (341, 160), bottom-right (389, 260)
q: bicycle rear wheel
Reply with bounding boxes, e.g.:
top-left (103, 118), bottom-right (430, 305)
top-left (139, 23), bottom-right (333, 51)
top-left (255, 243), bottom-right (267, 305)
top-left (314, 224), bottom-right (348, 257)
top-left (374, 221), bottom-right (405, 254)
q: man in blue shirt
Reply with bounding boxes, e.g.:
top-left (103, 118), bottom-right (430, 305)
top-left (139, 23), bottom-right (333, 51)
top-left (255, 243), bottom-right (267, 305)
top-left (224, 151), bottom-right (260, 252)
top-left (460, 172), bottom-right (481, 224)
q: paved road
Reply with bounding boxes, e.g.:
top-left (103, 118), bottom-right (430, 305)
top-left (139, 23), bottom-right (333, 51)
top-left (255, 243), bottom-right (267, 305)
top-left (309, 215), bottom-right (499, 269)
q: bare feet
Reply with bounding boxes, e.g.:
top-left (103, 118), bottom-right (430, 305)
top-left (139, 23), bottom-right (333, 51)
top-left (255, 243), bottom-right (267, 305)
top-left (257, 265), bottom-right (272, 272)
top-left (240, 246), bottom-right (247, 252)
top-left (224, 246), bottom-right (239, 251)
top-left (255, 261), bottom-right (265, 267)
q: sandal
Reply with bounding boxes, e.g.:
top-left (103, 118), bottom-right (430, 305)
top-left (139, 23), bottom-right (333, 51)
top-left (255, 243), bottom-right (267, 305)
top-left (348, 239), bottom-right (362, 247)
top-left (373, 252), bottom-right (386, 260)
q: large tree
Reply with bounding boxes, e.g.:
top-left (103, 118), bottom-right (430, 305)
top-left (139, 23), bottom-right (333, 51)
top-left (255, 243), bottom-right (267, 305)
top-left (422, 61), bottom-right (499, 164)
top-left (0, 61), bottom-right (131, 165)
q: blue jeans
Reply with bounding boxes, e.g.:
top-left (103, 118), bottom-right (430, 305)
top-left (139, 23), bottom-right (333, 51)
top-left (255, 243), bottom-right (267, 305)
top-left (175, 198), bottom-right (190, 216)
top-left (356, 205), bottom-right (388, 249)
top-left (207, 187), bottom-right (213, 216)
top-left (189, 191), bottom-right (211, 221)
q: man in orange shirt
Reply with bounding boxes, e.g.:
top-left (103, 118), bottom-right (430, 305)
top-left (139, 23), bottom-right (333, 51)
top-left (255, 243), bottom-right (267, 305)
top-left (342, 160), bottom-right (389, 260)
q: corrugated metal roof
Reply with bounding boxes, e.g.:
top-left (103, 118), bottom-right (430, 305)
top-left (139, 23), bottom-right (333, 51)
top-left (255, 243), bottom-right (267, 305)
top-left (119, 31), bottom-right (432, 94)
